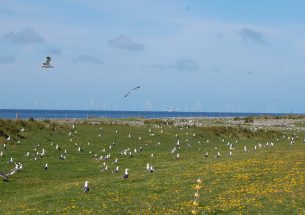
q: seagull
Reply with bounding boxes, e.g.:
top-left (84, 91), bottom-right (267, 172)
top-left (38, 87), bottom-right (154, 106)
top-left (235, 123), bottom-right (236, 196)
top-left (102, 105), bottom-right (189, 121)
top-left (149, 165), bottom-right (154, 173)
top-left (83, 181), bottom-right (89, 192)
top-left (59, 154), bottom-right (66, 160)
top-left (216, 152), bottom-right (220, 159)
top-left (150, 165), bottom-right (154, 173)
top-left (42, 56), bottom-right (54, 68)
top-left (44, 163), bottom-right (48, 170)
top-left (124, 85), bottom-right (141, 98)
top-left (121, 168), bottom-right (129, 179)
top-left (101, 166), bottom-right (108, 172)
top-left (7, 157), bottom-right (13, 164)
top-left (176, 140), bottom-right (180, 149)
top-left (205, 152), bottom-right (208, 158)
top-left (244, 146), bottom-right (248, 153)
top-left (114, 166), bottom-right (119, 173)
top-left (111, 158), bottom-right (118, 164)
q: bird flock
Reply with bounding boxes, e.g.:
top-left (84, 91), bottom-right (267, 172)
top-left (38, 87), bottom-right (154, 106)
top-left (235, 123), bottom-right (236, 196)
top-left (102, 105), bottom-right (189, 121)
top-left (0, 118), bottom-right (304, 196)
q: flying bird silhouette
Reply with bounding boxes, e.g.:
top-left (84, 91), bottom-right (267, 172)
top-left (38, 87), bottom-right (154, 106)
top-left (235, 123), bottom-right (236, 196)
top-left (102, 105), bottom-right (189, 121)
top-left (124, 85), bottom-right (140, 98)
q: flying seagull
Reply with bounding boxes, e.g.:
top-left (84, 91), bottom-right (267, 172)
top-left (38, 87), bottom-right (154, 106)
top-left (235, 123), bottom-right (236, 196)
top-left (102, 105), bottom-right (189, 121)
top-left (41, 56), bottom-right (54, 68)
top-left (124, 85), bottom-right (140, 98)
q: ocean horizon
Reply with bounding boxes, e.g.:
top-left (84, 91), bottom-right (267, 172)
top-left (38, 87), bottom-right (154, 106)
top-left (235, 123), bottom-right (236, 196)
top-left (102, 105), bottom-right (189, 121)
top-left (0, 108), bottom-right (295, 119)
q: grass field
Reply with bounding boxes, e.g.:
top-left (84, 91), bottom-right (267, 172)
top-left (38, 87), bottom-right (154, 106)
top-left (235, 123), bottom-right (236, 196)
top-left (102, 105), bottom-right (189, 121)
top-left (0, 117), bottom-right (304, 214)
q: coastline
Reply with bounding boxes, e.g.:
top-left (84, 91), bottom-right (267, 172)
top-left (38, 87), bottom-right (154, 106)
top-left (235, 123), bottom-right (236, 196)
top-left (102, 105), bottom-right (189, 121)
top-left (0, 108), bottom-right (296, 120)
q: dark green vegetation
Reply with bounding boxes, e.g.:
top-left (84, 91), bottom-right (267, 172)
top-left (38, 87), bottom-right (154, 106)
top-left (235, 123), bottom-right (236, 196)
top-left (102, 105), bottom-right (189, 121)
top-left (0, 118), bottom-right (305, 214)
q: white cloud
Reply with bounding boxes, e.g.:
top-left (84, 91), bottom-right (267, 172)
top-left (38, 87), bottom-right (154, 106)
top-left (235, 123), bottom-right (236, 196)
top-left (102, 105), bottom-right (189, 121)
top-left (108, 35), bottom-right (145, 51)
top-left (148, 59), bottom-right (199, 72)
top-left (172, 59), bottom-right (198, 71)
top-left (2, 27), bottom-right (44, 44)
top-left (48, 49), bottom-right (62, 55)
top-left (76, 55), bottom-right (102, 64)
top-left (237, 28), bottom-right (266, 44)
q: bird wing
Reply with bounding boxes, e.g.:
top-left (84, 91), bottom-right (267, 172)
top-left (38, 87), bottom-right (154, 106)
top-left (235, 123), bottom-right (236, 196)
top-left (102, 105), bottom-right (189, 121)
top-left (124, 85), bottom-right (141, 97)
top-left (5, 170), bottom-right (16, 177)
top-left (124, 91), bottom-right (131, 97)
top-left (132, 85), bottom-right (140, 91)
top-left (0, 172), bottom-right (9, 181)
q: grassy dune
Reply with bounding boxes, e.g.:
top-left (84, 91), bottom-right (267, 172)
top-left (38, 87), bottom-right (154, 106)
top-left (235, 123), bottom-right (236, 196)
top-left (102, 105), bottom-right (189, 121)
top-left (0, 118), bottom-right (304, 214)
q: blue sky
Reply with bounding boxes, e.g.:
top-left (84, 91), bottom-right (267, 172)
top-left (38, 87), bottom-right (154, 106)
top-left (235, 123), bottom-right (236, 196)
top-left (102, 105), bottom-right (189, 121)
top-left (1, 0), bottom-right (305, 113)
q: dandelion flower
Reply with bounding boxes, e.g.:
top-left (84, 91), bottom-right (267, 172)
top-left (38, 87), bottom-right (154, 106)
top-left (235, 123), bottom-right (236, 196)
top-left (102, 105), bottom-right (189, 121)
top-left (193, 201), bottom-right (199, 206)
top-left (191, 210), bottom-right (197, 214)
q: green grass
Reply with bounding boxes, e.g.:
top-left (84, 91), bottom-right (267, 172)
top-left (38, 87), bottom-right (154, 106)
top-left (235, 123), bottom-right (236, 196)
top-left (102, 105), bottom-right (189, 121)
top-left (0, 119), bottom-right (304, 214)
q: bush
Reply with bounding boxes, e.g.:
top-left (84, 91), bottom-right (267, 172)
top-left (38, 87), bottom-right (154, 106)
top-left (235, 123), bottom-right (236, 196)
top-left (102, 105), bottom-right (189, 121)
top-left (144, 119), bottom-right (173, 125)
top-left (28, 117), bottom-right (35, 122)
top-left (244, 117), bottom-right (254, 123)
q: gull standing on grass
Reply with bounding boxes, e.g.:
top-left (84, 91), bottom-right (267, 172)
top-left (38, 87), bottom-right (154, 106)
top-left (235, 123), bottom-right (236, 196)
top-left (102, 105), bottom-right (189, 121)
top-left (84, 181), bottom-right (89, 192)
top-left (121, 168), bottom-right (129, 179)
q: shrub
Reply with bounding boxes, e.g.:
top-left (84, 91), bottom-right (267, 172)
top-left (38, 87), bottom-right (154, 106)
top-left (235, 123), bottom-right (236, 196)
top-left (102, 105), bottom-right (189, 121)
top-left (28, 117), bottom-right (35, 122)
top-left (244, 117), bottom-right (254, 123)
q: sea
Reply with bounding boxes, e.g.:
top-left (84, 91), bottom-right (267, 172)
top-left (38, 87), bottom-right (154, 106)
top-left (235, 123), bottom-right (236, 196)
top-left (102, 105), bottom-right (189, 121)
top-left (0, 109), bottom-right (287, 119)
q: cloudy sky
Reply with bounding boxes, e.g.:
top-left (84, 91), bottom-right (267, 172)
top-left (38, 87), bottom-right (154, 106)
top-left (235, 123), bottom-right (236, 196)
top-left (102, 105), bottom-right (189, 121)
top-left (1, 0), bottom-right (305, 113)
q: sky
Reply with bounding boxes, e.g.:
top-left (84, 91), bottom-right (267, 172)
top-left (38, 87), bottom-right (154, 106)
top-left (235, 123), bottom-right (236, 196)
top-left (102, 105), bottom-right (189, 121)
top-left (1, 0), bottom-right (305, 113)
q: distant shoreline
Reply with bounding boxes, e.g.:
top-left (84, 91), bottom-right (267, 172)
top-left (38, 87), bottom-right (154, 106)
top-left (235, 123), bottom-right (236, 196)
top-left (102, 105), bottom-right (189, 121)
top-left (0, 108), bottom-right (302, 120)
